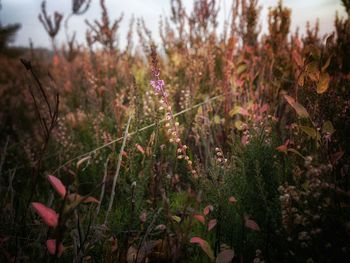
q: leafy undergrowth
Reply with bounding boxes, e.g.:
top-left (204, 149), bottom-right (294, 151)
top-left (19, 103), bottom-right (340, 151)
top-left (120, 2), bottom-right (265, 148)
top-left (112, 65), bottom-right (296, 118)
top-left (1, 0), bottom-right (350, 262)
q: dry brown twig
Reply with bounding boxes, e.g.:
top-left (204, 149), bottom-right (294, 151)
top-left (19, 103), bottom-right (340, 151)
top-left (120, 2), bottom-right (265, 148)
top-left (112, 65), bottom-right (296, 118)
top-left (38, 0), bottom-right (63, 51)
top-left (85, 0), bottom-right (123, 52)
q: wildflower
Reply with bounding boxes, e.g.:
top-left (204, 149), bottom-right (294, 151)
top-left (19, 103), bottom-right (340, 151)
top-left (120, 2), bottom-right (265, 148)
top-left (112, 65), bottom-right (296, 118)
top-left (150, 46), bottom-right (196, 176)
top-left (150, 79), bottom-right (165, 93)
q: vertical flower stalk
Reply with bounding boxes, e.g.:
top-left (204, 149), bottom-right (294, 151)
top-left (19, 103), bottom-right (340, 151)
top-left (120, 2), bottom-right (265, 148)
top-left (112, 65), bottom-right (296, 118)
top-left (150, 46), bottom-right (197, 177)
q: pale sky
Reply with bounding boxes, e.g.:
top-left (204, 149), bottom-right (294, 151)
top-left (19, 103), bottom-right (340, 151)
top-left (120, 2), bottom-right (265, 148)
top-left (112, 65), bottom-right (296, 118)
top-left (0, 0), bottom-right (347, 49)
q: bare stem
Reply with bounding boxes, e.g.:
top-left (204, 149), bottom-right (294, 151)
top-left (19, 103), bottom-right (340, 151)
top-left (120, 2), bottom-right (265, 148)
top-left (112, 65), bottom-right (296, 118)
top-left (104, 115), bottom-right (132, 224)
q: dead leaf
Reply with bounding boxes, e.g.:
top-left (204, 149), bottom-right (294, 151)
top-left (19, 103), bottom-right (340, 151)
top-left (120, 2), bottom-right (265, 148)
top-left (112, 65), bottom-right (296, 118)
top-left (317, 72), bottom-right (330, 94)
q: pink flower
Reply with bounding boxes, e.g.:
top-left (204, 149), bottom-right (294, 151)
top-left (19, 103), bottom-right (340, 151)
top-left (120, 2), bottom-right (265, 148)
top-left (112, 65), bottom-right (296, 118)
top-left (150, 79), bottom-right (164, 93)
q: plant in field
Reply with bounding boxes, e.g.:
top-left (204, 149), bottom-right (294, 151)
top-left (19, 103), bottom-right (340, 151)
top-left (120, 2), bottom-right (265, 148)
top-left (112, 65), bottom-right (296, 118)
top-left (1, 0), bottom-right (350, 261)
top-left (150, 46), bottom-right (197, 177)
top-left (31, 174), bottom-right (99, 257)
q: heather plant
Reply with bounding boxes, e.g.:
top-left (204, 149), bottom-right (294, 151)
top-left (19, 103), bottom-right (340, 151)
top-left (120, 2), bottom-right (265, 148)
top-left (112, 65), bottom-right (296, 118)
top-left (1, 0), bottom-right (350, 262)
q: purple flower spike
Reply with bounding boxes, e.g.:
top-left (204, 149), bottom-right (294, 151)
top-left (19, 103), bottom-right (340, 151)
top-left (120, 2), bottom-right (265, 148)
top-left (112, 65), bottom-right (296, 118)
top-left (150, 79), bottom-right (165, 93)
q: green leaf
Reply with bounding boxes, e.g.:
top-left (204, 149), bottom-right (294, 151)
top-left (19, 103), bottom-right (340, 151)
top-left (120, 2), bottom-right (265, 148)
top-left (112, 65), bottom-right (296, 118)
top-left (299, 125), bottom-right (320, 140)
top-left (284, 95), bottom-right (309, 118)
top-left (322, 121), bottom-right (335, 134)
top-left (172, 215), bottom-right (181, 223)
top-left (234, 120), bottom-right (244, 130)
top-left (236, 64), bottom-right (247, 75)
top-left (287, 148), bottom-right (306, 159)
top-left (213, 115), bottom-right (221, 124)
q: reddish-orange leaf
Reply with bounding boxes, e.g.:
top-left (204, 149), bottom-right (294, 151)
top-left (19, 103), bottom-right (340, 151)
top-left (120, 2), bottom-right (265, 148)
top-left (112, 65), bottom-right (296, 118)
top-left (46, 239), bottom-right (64, 257)
top-left (228, 196), bottom-right (237, 204)
top-left (193, 214), bottom-right (205, 224)
top-left (276, 144), bottom-right (287, 153)
top-left (47, 175), bottom-right (66, 198)
top-left (203, 205), bottom-right (214, 216)
top-left (259, 103), bottom-right (269, 113)
top-left (135, 144), bottom-right (145, 154)
top-left (31, 202), bottom-right (58, 228)
top-left (244, 216), bottom-right (260, 231)
top-left (239, 107), bottom-right (249, 116)
top-left (190, 237), bottom-right (215, 261)
top-left (208, 219), bottom-right (217, 231)
top-left (52, 55), bottom-right (60, 67)
top-left (276, 139), bottom-right (290, 153)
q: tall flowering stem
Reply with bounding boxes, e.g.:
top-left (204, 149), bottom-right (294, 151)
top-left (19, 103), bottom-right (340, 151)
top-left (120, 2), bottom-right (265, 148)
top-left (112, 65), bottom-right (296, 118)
top-left (150, 46), bottom-right (197, 177)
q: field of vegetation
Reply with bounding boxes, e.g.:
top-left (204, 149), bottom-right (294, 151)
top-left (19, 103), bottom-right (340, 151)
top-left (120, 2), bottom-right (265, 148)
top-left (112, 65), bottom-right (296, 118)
top-left (1, 0), bottom-right (350, 262)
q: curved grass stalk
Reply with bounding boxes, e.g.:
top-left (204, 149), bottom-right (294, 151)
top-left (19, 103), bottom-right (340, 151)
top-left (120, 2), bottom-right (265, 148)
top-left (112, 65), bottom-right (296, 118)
top-left (51, 94), bottom-right (222, 175)
top-left (104, 115), bottom-right (132, 225)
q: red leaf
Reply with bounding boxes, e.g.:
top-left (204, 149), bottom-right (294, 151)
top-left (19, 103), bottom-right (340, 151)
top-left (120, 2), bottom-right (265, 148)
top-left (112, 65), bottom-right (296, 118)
top-left (276, 139), bottom-right (290, 153)
top-left (259, 103), bottom-right (269, 113)
top-left (244, 216), bottom-right (260, 231)
top-left (208, 219), bottom-right (217, 231)
top-left (47, 175), bottom-right (66, 198)
top-left (228, 196), bottom-right (237, 204)
top-left (31, 202), bottom-right (58, 228)
top-left (239, 107), bottom-right (249, 116)
top-left (203, 205), bottom-right (214, 216)
top-left (190, 237), bottom-right (215, 261)
top-left (193, 214), bottom-right (205, 224)
top-left (135, 144), bottom-right (145, 154)
top-left (46, 239), bottom-right (64, 257)
top-left (216, 249), bottom-right (235, 263)
top-left (276, 144), bottom-right (287, 153)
